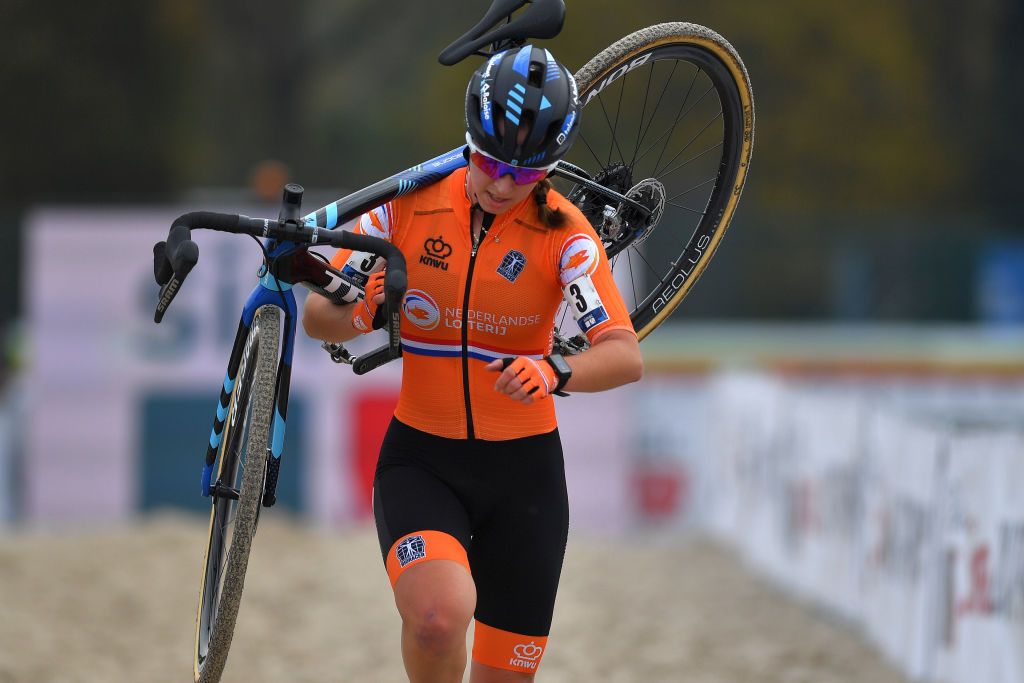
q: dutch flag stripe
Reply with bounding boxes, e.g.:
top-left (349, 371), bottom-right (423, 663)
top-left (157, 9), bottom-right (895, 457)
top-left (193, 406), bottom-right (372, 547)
top-left (400, 334), bottom-right (545, 361)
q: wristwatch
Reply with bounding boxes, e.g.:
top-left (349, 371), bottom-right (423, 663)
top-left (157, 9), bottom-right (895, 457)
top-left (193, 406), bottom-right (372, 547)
top-left (544, 353), bottom-right (572, 396)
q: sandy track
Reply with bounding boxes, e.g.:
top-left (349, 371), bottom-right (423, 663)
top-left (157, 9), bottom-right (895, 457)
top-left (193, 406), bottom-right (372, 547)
top-left (0, 514), bottom-right (907, 683)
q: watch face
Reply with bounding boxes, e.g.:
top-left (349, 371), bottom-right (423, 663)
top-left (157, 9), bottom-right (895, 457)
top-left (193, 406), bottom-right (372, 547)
top-left (548, 353), bottom-right (571, 376)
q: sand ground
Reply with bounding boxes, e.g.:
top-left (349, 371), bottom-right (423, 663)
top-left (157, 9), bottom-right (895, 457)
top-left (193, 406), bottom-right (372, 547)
top-left (0, 513), bottom-right (908, 683)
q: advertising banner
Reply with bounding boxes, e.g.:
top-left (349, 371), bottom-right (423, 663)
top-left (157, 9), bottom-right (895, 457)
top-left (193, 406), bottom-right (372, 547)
top-left (705, 373), bottom-right (793, 580)
top-left (626, 375), bottom-right (711, 528)
top-left (782, 388), bottom-right (865, 617)
top-left (935, 430), bottom-right (1024, 683)
top-left (859, 412), bottom-right (945, 679)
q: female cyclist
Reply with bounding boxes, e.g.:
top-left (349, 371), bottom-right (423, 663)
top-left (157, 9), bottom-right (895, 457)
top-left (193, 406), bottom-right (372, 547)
top-left (303, 45), bottom-right (642, 682)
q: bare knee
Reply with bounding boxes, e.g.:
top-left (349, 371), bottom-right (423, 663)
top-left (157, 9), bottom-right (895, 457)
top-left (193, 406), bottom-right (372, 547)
top-left (404, 600), bottom-right (473, 656)
top-left (396, 560), bottom-right (476, 657)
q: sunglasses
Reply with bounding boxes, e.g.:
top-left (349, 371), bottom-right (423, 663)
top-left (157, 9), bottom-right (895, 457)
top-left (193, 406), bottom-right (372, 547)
top-left (466, 135), bottom-right (556, 186)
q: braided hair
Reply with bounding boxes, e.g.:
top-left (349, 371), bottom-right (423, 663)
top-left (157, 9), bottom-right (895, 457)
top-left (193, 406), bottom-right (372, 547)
top-left (533, 178), bottom-right (567, 228)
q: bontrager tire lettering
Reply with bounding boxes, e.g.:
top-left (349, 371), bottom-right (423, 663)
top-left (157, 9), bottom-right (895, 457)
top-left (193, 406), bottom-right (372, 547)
top-left (194, 305), bottom-right (280, 683)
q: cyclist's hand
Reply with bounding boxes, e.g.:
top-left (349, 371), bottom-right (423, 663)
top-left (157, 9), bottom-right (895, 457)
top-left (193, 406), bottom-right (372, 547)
top-left (351, 270), bottom-right (386, 333)
top-left (486, 356), bottom-right (557, 404)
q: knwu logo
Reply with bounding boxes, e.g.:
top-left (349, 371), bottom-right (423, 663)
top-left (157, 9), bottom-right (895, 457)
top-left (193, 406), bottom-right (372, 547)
top-left (497, 250), bottom-right (527, 283)
top-left (420, 235), bottom-right (452, 271)
top-left (396, 535), bottom-right (426, 567)
top-left (510, 642), bottom-right (543, 670)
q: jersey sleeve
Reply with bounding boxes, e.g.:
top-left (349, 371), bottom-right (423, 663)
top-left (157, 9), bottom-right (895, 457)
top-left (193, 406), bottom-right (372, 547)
top-left (556, 225), bottom-right (636, 343)
top-left (328, 200), bottom-right (399, 288)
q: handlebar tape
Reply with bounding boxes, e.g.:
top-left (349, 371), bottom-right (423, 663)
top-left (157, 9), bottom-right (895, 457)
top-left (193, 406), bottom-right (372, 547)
top-left (154, 213), bottom-right (236, 286)
top-left (332, 230), bottom-right (409, 299)
top-left (173, 211), bottom-right (242, 233)
top-left (333, 232), bottom-right (404, 263)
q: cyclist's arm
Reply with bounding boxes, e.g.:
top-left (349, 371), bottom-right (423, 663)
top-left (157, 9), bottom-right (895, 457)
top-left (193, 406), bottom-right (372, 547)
top-left (485, 328), bottom-right (640, 401)
top-left (302, 295), bottom-right (370, 343)
top-left (554, 222), bottom-right (642, 391)
top-left (302, 201), bottom-right (397, 342)
top-left (559, 328), bottom-right (642, 392)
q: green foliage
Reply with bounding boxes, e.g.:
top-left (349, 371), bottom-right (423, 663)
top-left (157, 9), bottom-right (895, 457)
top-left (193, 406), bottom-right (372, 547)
top-left (2, 0), bottom-right (1020, 321)
top-left (1, 0), bottom-right (1009, 211)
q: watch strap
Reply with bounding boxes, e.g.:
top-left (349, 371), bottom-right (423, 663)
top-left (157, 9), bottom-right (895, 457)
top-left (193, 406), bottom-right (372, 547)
top-left (545, 354), bottom-right (571, 396)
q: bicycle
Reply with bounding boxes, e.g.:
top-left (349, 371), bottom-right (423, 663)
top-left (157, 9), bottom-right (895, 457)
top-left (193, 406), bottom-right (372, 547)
top-left (149, 1), bottom-right (754, 680)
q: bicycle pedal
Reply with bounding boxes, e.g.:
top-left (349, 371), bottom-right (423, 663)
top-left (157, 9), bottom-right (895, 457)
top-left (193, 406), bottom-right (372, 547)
top-left (321, 341), bottom-right (354, 364)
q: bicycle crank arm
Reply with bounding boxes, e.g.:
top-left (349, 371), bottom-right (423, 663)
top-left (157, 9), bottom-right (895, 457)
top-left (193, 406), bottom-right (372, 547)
top-left (353, 343), bottom-right (402, 375)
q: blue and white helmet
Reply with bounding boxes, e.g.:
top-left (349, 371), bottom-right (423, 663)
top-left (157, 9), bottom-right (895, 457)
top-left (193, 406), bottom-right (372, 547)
top-left (465, 45), bottom-right (580, 168)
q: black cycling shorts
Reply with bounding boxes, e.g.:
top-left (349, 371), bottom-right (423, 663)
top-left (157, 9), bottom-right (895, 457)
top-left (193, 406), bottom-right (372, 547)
top-left (372, 417), bottom-right (569, 674)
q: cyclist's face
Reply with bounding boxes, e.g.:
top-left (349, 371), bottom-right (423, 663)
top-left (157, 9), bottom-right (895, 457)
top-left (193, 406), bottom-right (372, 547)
top-left (467, 161), bottom-right (538, 214)
top-left (466, 119), bottom-right (541, 214)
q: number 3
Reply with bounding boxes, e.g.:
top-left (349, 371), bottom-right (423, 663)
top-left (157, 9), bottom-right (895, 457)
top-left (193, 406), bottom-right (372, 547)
top-left (569, 283), bottom-right (587, 312)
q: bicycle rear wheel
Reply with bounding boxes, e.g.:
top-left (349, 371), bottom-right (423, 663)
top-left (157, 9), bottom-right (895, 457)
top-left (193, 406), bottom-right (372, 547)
top-left (555, 23), bottom-right (754, 346)
top-left (194, 305), bottom-right (281, 683)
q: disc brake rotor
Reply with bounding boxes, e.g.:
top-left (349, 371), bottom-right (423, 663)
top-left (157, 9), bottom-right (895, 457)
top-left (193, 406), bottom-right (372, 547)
top-left (618, 178), bottom-right (666, 248)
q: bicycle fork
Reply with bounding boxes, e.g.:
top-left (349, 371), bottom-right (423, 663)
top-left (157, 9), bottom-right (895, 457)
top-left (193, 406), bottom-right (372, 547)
top-left (202, 283), bottom-right (298, 508)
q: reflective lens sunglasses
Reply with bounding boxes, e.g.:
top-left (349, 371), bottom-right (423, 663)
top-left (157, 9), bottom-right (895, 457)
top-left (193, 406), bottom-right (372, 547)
top-left (466, 135), bottom-right (557, 186)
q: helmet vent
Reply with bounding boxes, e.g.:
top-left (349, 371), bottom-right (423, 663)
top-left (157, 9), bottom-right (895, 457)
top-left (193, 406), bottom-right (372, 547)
top-left (493, 102), bottom-right (508, 142)
top-left (527, 61), bottom-right (545, 88)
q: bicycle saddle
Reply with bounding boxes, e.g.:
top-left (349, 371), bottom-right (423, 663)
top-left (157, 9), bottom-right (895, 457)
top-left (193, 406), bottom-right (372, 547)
top-left (438, 0), bottom-right (565, 65)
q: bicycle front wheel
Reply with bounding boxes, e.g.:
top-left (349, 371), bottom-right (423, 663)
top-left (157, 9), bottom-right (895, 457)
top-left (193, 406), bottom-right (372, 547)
top-left (557, 23), bottom-right (754, 343)
top-left (194, 305), bottom-right (281, 683)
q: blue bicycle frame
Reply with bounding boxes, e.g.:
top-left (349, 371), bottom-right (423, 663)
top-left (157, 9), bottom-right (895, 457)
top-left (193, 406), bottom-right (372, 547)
top-left (200, 146), bottom-right (468, 505)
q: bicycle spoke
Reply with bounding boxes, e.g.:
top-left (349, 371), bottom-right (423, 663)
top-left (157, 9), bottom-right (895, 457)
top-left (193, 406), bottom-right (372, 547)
top-left (638, 78), bottom-right (712, 171)
top-left (596, 92), bottom-right (617, 166)
top-left (630, 60), bottom-right (658, 169)
top-left (666, 176), bottom-right (717, 203)
top-left (632, 60), bottom-right (679, 168)
top-left (651, 83), bottom-right (715, 174)
top-left (577, 131), bottom-right (606, 170)
top-left (634, 68), bottom-right (701, 167)
top-left (608, 71), bottom-right (628, 167)
top-left (596, 91), bottom-right (629, 167)
top-left (659, 140), bottom-right (724, 180)
top-left (632, 246), bottom-right (664, 282)
top-left (666, 202), bottom-right (708, 215)
top-left (655, 110), bottom-right (723, 178)
top-left (626, 249), bottom-right (639, 310)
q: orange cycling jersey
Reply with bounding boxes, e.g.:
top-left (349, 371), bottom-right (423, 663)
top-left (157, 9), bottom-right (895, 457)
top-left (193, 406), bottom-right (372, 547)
top-left (331, 167), bottom-right (634, 440)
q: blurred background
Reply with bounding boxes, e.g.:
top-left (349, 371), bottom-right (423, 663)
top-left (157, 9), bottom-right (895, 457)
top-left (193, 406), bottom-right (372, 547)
top-left (2, 1), bottom-right (1023, 681)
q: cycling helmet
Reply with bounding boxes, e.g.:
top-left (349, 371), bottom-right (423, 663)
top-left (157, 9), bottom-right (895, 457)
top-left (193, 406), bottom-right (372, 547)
top-left (465, 45), bottom-right (580, 168)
